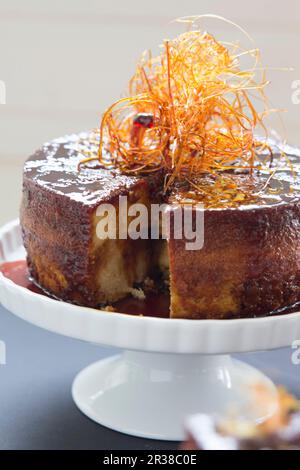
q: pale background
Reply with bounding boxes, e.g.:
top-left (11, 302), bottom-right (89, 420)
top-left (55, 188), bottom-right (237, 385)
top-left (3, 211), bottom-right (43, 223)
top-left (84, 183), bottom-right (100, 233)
top-left (0, 0), bottom-right (299, 225)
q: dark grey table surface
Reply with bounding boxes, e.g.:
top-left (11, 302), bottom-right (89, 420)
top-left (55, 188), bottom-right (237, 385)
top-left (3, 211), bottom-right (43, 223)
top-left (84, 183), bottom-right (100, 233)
top-left (0, 303), bottom-right (299, 450)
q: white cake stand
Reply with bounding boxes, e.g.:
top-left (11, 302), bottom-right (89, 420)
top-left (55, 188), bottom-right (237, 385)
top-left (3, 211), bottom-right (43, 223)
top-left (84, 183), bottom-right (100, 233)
top-left (1, 220), bottom-right (300, 441)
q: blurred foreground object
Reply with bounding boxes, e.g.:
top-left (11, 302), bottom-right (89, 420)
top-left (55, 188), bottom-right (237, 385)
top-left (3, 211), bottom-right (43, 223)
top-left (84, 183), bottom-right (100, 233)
top-left (182, 387), bottom-right (300, 450)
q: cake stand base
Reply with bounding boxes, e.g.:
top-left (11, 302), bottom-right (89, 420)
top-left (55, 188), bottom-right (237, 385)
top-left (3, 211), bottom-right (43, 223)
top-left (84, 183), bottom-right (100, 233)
top-left (72, 351), bottom-right (279, 441)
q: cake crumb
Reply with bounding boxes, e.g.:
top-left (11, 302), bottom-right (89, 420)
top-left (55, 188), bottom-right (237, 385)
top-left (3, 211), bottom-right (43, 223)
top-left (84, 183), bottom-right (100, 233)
top-left (129, 287), bottom-right (146, 300)
top-left (103, 305), bottom-right (117, 312)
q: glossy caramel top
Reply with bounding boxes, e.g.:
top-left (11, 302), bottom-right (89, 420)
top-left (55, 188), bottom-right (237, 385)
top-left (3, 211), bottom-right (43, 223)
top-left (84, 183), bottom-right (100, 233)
top-left (24, 132), bottom-right (300, 209)
top-left (23, 132), bottom-right (148, 206)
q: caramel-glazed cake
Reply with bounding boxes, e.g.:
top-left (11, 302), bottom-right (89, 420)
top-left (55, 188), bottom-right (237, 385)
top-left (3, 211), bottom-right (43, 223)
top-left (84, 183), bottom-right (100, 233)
top-left (20, 133), bottom-right (300, 319)
top-left (20, 22), bottom-right (300, 319)
top-left (168, 153), bottom-right (300, 319)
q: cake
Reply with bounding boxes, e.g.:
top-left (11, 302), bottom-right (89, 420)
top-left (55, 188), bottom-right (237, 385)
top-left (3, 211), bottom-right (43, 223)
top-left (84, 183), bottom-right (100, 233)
top-left (20, 135), bottom-right (164, 307)
top-left (182, 388), bottom-right (300, 450)
top-left (20, 134), bottom-right (300, 319)
top-left (20, 21), bottom-right (300, 319)
top-left (168, 161), bottom-right (300, 318)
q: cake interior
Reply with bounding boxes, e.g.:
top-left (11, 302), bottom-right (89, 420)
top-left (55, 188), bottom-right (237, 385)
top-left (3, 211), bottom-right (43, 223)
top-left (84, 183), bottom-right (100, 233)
top-left (91, 190), bottom-right (169, 304)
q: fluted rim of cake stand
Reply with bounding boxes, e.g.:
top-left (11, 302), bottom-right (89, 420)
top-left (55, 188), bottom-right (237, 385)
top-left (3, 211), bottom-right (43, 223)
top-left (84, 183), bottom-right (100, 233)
top-left (1, 219), bottom-right (300, 354)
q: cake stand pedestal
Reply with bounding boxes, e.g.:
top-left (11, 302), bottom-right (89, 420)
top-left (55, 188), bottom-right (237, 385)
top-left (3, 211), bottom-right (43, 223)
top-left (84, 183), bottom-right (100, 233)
top-left (1, 220), bottom-right (300, 441)
top-left (72, 351), bottom-right (277, 440)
